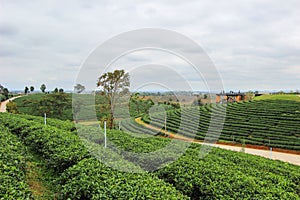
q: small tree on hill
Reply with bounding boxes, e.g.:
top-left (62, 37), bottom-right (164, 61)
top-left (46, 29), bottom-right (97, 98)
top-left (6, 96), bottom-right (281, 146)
top-left (74, 84), bottom-right (85, 93)
top-left (40, 84), bottom-right (46, 93)
top-left (30, 86), bottom-right (34, 93)
top-left (97, 69), bottom-right (130, 129)
top-left (25, 86), bottom-right (29, 94)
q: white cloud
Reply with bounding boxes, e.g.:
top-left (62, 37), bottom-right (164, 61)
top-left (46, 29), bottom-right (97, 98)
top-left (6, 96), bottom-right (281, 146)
top-left (0, 0), bottom-right (299, 91)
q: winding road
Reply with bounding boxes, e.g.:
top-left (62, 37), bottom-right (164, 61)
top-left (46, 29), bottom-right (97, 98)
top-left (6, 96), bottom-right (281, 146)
top-left (1, 96), bottom-right (299, 166)
top-left (135, 117), bottom-right (300, 166)
top-left (0, 96), bottom-right (23, 112)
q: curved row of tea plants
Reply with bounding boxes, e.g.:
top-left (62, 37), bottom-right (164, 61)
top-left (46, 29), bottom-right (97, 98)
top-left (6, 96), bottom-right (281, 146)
top-left (77, 124), bottom-right (300, 199)
top-left (58, 157), bottom-right (188, 200)
top-left (17, 113), bottom-right (76, 132)
top-left (120, 118), bottom-right (159, 135)
top-left (62, 120), bottom-right (300, 199)
top-left (156, 143), bottom-right (300, 199)
top-left (0, 125), bottom-right (32, 199)
top-left (0, 113), bottom-right (89, 172)
top-left (0, 113), bottom-right (189, 199)
top-left (141, 100), bottom-right (300, 150)
top-left (1, 113), bottom-right (299, 199)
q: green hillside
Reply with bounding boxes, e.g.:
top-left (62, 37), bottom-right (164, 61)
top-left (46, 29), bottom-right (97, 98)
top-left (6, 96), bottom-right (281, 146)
top-left (137, 99), bottom-right (300, 151)
top-left (0, 113), bottom-right (299, 199)
top-left (254, 94), bottom-right (300, 101)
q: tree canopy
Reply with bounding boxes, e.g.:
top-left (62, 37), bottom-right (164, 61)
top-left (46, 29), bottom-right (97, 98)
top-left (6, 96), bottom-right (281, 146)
top-left (40, 84), bottom-right (46, 93)
top-left (97, 69), bottom-right (130, 128)
top-left (30, 86), bottom-right (34, 92)
top-left (24, 86), bottom-right (29, 94)
top-left (74, 84), bottom-right (85, 93)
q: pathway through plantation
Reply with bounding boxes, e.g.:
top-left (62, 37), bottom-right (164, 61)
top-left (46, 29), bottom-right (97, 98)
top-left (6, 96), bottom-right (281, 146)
top-left (135, 117), bottom-right (300, 166)
top-left (1, 96), bottom-right (55, 198)
top-left (0, 95), bottom-right (22, 112)
top-left (2, 95), bottom-right (299, 166)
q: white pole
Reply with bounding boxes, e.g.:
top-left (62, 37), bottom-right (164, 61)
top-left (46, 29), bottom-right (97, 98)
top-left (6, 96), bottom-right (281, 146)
top-left (104, 121), bottom-right (107, 148)
top-left (44, 113), bottom-right (46, 125)
top-left (270, 147), bottom-right (272, 159)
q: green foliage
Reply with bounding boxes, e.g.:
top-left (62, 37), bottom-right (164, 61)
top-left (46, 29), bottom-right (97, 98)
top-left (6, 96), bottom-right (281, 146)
top-left (0, 114), bottom-right (188, 199)
top-left (6, 101), bottom-right (18, 114)
top-left (57, 158), bottom-right (189, 200)
top-left (0, 113), bottom-right (89, 172)
top-left (97, 69), bottom-right (130, 129)
top-left (142, 100), bottom-right (300, 150)
top-left (30, 86), bottom-right (34, 92)
top-left (17, 113), bottom-right (76, 132)
top-left (254, 94), bottom-right (300, 102)
top-left (0, 126), bottom-right (32, 199)
top-left (24, 86), bottom-right (29, 94)
top-left (40, 84), bottom-right (46, 93)
top-left (72, 124), bottom-right (300, 199)
top-left (14, 93), bottom-right (72, 120)
top-left (14, 93), bottom-right (110, 121)
top-left (129, 93), bottom-right (154, 117)
top-left (2, 87), bottom-right (9, 99)
top-left (156, 144), bottom-right (300, 199)
top-left (0, 113), bottom-right (300, 199)
top-left (22, 93), bottom-right (72, 120)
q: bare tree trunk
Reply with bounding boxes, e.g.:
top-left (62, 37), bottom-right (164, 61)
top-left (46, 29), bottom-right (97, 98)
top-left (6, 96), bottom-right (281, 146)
top-left (109, 94), bottom-right (114, 129)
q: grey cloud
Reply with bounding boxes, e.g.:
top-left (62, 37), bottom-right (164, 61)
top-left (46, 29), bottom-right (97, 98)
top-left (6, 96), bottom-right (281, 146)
top-left (0, 0), bottom-right (300, 91)
top-left (0, 24), bottom-right (18, 36)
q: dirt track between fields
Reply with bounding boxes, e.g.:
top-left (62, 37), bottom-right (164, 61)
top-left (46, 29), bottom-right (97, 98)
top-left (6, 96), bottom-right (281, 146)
top-left (135, 117), bottom-right (300, 166)
top-left (0, 96), bottom-right (23, 112)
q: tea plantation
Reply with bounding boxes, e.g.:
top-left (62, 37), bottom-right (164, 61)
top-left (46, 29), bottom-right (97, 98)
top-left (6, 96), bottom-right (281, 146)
top-left (138, 100), bottom-right (300, 150)
top-left (0, 113), bottom-right (299, 199)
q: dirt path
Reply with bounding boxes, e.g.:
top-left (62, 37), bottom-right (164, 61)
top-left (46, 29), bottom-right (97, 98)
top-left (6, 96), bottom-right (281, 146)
top-left (0, 95), bottom-right (23, 112)
top-left (135, 117), bottom-right (300, 166)
top-left (25, 151), bottom-right (57, 200)
top-left (26, 161), bottom-right (49, 199)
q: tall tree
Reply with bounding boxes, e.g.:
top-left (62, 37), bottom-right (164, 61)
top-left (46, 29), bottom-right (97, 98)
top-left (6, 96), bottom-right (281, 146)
top-left (74, 84), bottom-right (85, 93)
top-left (53, 88), bottom-right (59, 93)
top-left (40, 84), bottom-right (46, 93)
top-left (97, 69), bottom-right (130, 129)
top-left (59, 88), bottom-right (64, 93)
top-left (24, 86), bottom-right (29, 94)
top-left (30, 86), bottom-right (34, 93)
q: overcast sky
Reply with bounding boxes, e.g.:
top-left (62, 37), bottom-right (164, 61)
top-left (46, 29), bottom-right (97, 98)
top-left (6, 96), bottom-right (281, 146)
top-left (0, 0), bottom-right (299, 92)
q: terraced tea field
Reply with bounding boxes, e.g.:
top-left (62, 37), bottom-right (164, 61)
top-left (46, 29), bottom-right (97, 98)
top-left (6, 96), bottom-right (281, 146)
top-left (121, 99), bottom-right (300, 151)
top-left (0, 113), bottom-right (299, 199)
